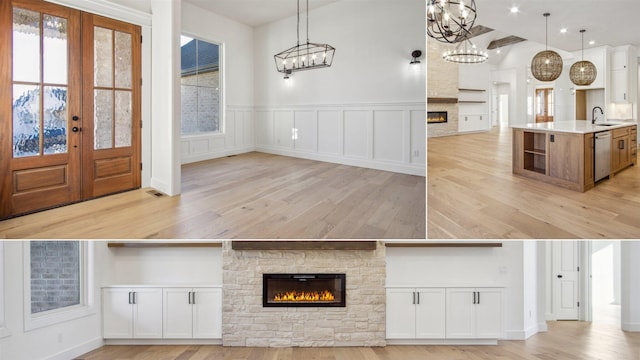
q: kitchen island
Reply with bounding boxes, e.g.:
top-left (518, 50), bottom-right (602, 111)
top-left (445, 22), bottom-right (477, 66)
top-left (512, 121), bottom-right (637, 192)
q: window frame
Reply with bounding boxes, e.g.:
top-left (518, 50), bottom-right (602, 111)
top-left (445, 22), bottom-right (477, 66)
top-left (180, 32), bottom-right (224, 136)
top-left (22, 241), bottom-right (95, 331)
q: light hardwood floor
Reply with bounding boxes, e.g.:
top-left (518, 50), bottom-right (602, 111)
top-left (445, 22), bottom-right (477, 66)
top-left (428, 126), bottom-right (640, 239)
top-left (0, 152), bottom-right (425, 239)
top-left (75, 322), bottom-right (640, 360)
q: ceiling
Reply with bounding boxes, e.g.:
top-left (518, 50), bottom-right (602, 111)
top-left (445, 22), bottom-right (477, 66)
top-left (185, 0), bottom-right (339, 27)
top-left (475, 0), bottom-right (640, 52)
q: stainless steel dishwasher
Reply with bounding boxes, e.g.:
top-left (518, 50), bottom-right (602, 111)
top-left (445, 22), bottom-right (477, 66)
top-left (594, 131), bottom-right (611, 182)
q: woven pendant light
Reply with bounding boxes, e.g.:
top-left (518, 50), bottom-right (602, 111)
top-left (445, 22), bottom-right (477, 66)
top-left (531, 13), bottom-right (563, 82)
top-left (570, 29), bottom-right (597, 86)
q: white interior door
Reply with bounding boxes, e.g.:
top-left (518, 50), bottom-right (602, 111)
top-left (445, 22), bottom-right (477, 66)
top-left (552, 241), bottom-right (580, 320)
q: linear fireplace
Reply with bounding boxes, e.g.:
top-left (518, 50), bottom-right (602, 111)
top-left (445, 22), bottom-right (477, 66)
top-left (263, 273), bottom-right (346, 307)
top-left (427, 111), bottom-right (448, 123)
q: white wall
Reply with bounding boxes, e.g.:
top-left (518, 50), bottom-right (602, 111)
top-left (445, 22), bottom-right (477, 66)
top-left (252, 0), bottom-right (425, 176)
top-left (621, 241), bottom-right (640, 331)
top-left (386, 242), bottom-right (535, 340)
top-left (100, 244), bottom-right (223, 286)
top-left (494, 42), bottom-right (573, 125)
top-left (0, 242), bottom-right (105, 360)
top-left (180, 2), bottom-right (256, 164)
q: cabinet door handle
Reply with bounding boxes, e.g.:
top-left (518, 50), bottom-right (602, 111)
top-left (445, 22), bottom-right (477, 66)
top-left (412, 292), bottom-right (415, 305)
top-left (620, 140), bottom-right (625, 150)
top-left (416, 292), bottom-right (420, 305)
top-left (477, 291), bottom-right (480, 304)
top-left (133, 292), bottom-right (136, 305)
top-left (192, 292), bottom-right (196, 305)
top-left (188, 292), bottom-right (192, 304)
top-left (128, 291), bottom-right (132, 304)
top-left (472, 291), bottom-right (476, 304)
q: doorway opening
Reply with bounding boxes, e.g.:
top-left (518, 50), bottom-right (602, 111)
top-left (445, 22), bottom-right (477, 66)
top-left (499, 94), bottom-right (509, 128)
top-left (590, 241), bottom-right (621, 326)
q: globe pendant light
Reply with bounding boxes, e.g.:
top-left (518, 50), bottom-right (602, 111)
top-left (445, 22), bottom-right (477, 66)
top-left (570, 29), bottom-right (597, 86)
top-left (427, 0), bottom-right (478, 44)
top-left (531, 13), bottom-right (563, 82)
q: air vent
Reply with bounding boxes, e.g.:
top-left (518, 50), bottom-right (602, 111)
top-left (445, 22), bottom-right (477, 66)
top-left (146, 190), bottom-right (165, 197)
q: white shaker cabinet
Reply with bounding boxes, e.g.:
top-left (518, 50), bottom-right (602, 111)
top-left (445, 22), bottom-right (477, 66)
top-left (445, 288), bottom-right (502, 339)
top-left (103, 287), bottom-right (163, 339)
top-left (163, 287), bottom-right (222, 339)
top-left (386, 288), bottom-right (446, 339)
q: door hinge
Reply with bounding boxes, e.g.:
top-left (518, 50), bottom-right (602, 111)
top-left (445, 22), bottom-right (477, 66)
top-left (140, 120), bottom-right (142, 129)
top-left (577, 266), bottom-right (580, 271)
top-left (141, 35), bottom-right (143, 43)
top-left (140, 163), bottom-right (143, 171)
top-left (577, 301), bottom-right (580, 307)
top-left (140, 78), bottom-right (143, 86)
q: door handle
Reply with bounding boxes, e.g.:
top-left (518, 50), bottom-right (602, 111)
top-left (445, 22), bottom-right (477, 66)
top-left (72, 115), bottom-right (79, 121)
top-left (72, 126), bottom-right (80, 132)
top-left (557, 275), bottom-right (563, 278)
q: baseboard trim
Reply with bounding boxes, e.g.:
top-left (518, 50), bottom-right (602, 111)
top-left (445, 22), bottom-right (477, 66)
top-left (622, 322), bottom-right (640, 332)
top-left (254, 147), bottom-right (425, 176)
top-left (104, 338), bottom-right (223, 345)
top-left (181, 147), bottom-right (255, 165)
top-left (45, 337), bottom-right (104, 360)
top-left (386, 339), bottom-right (497, 345)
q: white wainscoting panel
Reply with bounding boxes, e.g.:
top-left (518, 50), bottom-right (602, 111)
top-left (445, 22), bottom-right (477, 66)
top-left (373, 110), bottom-right (404, 162)
top-left (344, 110), bottom-right (369, 159)
top-left (411, 110), bottom-right (426, 165)
top-left (181, 106), bottom-right (255, 164)
top-left (317, 111), bottom-right (342, 155)
top-left (254, 103), bottom-right (425, 176)
top-left (255, 111), bottom-right (272, 147)
top-left (293, 111), bottom-right (316, 152)
top-left (274, 111), bottom-right (294, 148)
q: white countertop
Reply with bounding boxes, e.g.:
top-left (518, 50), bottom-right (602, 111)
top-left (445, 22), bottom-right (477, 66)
top-left (511, 120), bottom-right (636, 134)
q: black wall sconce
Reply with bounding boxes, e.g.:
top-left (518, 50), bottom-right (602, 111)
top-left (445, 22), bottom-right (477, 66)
top-left (410, 50), bottom-right (422, 65)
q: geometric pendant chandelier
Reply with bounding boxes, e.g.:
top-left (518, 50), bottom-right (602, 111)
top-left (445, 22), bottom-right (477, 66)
top-left (531, 13), bottom-right (563, 82)
top-left (427, 0), bottom-right (478, 43)
top-left (274, 0), bottom-right (335, 79)
top-left (569, 29), bottom-right (597, 86)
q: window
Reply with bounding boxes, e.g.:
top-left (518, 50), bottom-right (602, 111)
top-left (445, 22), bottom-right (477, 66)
top-left (24, 241), bottom-right (94, 331)
top-left (30, 241), bottom-right (80, 314)
top-left (180, 35), bottom-right (221, 135)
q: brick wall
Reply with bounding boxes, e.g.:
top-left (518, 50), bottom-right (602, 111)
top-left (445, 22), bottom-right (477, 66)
top-left (181, 70), bottom-right (220, 134)
top-left (222, 242), bottom-right (386, 347)
top-left (30, 241), bottom-right (80, 314)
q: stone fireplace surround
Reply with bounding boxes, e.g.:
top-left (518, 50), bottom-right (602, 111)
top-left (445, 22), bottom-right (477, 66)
top-left (222, 241), bottom-right (386, 347)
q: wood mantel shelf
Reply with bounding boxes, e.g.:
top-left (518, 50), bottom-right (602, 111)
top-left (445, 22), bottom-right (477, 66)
top-left (385, 242), bottom-right (502, 248)
top-left (231, 241), bottom-right (377, 251)
top-left (427, 97), bottom-right (458, 104)
top-left (107, 242), bottom-right (222, 248)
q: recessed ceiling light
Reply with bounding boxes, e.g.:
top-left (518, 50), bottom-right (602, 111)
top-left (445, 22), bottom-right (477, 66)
top-left (560, 28), bottom-right (567, 34)
top-left (589, 40), bottom-right (595, 45)
top-left (497, 49), bottom-right (501, 54)
top-left (510, 6), bottom-right (519, 13)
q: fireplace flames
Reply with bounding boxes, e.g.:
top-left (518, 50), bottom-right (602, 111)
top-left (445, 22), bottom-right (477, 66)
top-left (273, 290), bottom-right (335, 302)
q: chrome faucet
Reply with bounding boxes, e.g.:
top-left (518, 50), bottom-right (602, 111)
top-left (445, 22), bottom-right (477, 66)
top-left (592, 106), bottom-right (604, 124)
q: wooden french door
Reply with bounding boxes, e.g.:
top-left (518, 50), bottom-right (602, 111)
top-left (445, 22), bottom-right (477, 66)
top-left (535, 88), bottom-right (554, 123)
top-left (0, 0), bottom-right (140, 219)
